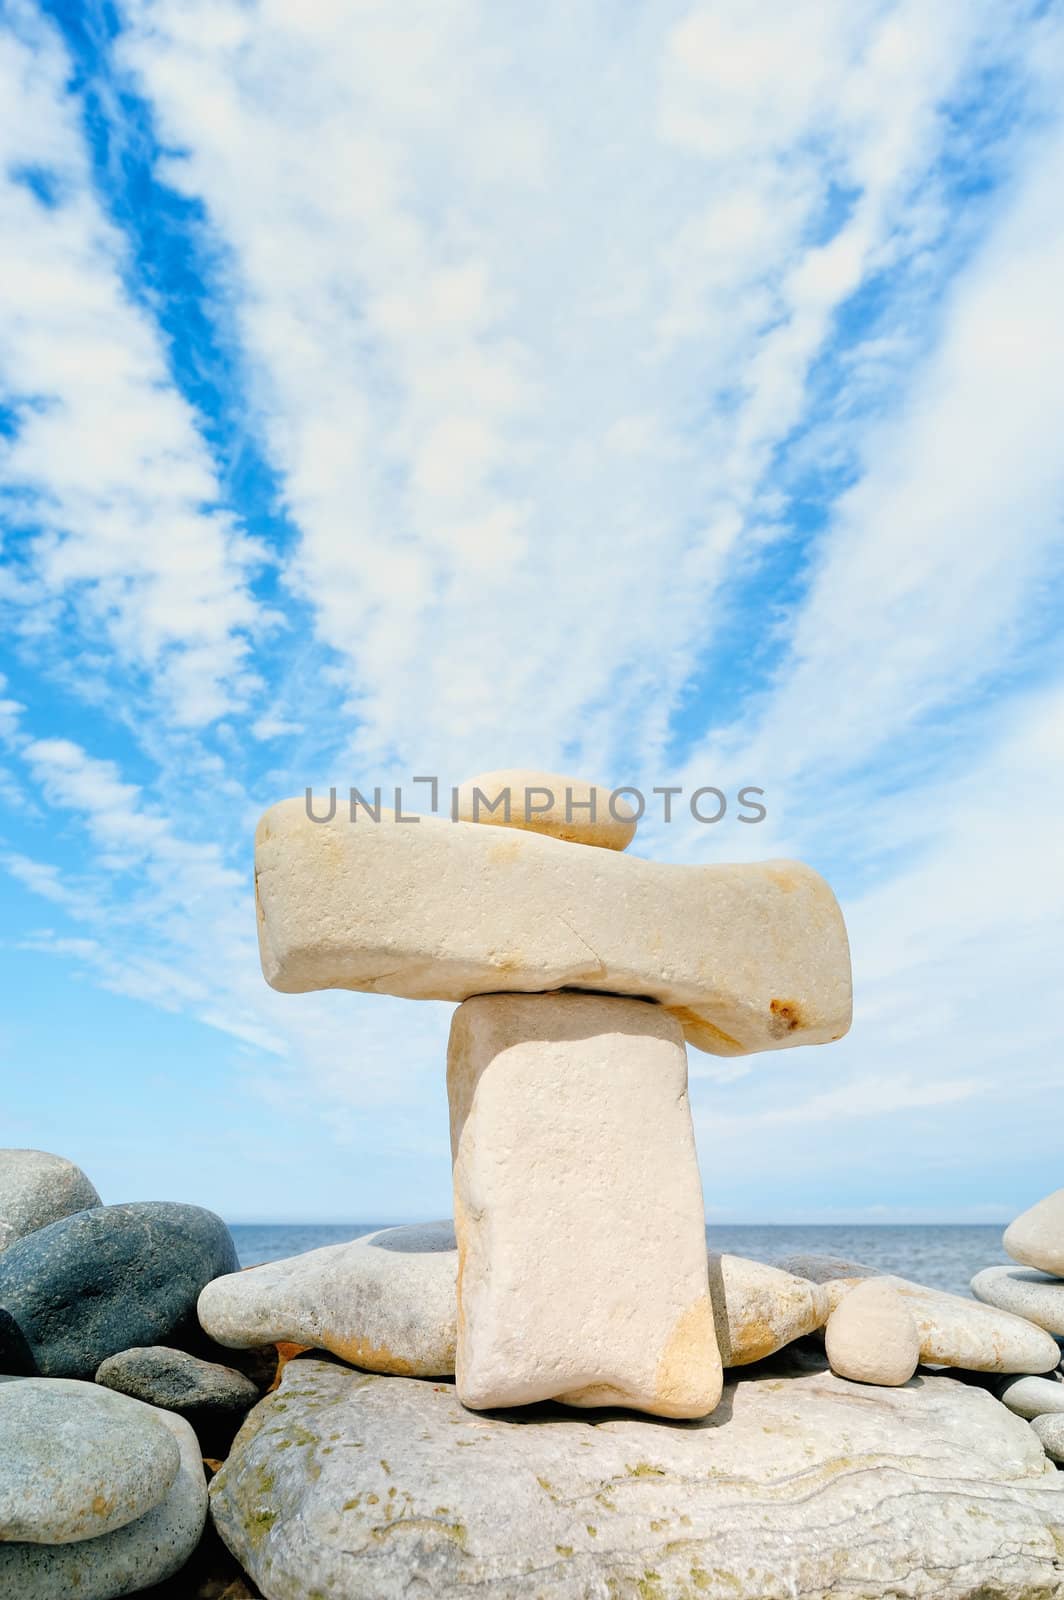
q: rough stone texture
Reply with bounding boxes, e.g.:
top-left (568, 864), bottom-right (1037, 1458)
top-left (999, 1374), bottom-right (1064, 1420)
top-left (973, 1264), bottom-right (1064, 1334)
top-left (0, 1149), bottom-right (100, 1254)
top-left (453, 768), bottom-right (637, 850)
top-left (0, 1404), bottom-right (206, 1598)
top-left (774, 1253), bottom-right (882, 1283)
top-left (824, 1280), bottom-right (921, 1387)
top-left (96, 1346), bottom-right (261, 1415)
top-left (254, 798), bottom-right (852, 1057)
top-left (824, 1275), bottom-right (1060, 1374)
top-left (199, 1223), bottom-right (457, 1377)
top-left (0, 1377), bottom-right (180, 1543)
top-left (1006, 1189), bottom-right (1064, 1277)
top-left (0, 1202), bottom-right (239, 1378)
top-left (448, 994), bottom-right (721, 1417)
top-left (210, 1353), bottom-right (1064, 1600)
top-left (200, 1226), bottom-right (830, 1387)
top-left (1032, 1413), bottom-right (1064, 1464)
top-left (707, 1253), bottom-right (827, 1366)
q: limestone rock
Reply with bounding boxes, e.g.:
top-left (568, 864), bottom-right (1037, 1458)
top-left (254, 798), bottom-right (852, 1056)
top-left (0, 1377), bottom-right (180, 1543)
top-left (0, 1404), bottom-right (206, 1597)
top-left (824, 1279), bottom-right (920, 1386)
top-left (198, 1222), bottom-right (457, 1377)
top-left (448, 993), bottom-right (721, 1417)
top-left (0, 1202), bottom-right (239, 1378)
top-left (707, 1253), bottom-right (827, 1365)
top-left (0, 1149), bottom-right (100, 1254)
top-left (998, 1374), bottom-right (1064, 1420)
top-left (454, 768), bottom-right (637, 850)
top-left (825, 1275), bottom-right (1060, 1373)
top-left (210, 1353), bottom-right (1064, 1600)
top-left (1032, 1413), bottom-right (1064, 1464)
top-left (774, 1252), bottom-right (881, 1283)
top-left (972, 1265), bottom-right (1064, 1335)
top-left (1005, 1189), bottom-right (1064, 1277)
top-left (96, 1346), bottom-right (260, 1415)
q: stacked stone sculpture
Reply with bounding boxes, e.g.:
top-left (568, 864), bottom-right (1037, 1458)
top-left (252, 766), bottom-right (853, 1418)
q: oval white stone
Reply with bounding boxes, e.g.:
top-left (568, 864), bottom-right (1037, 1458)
top-left (825, 1280), bottom-right (920, 1387)
top-left (454, 769), bottom-right (636, 850)
top-left (1005, 1189), bottom-right (1064, 1278)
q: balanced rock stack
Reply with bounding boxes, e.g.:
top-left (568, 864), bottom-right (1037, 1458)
top-left (971, 1188), bottom-right (1064, 1462)
top-left (249, 767), bottom-right (853, 1417)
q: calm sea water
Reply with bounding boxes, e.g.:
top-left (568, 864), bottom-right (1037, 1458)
top-left (229, 1223), bottom-right (1010, 1299)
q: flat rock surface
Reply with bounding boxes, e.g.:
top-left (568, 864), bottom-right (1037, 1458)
top-left (823, 1274), bottom-right (1060, 1373)
top-left (973, 1265), bottom-right (1064, 1334)
top-left (1006, 1189), bottom-right (1064, 1277)
top-left (199, 1222), bottom-right (458, 1376)
top-left (0, 1404), bottom-right (206, 1598)
top-left (211, 1353), bottom-right (1064, 1600)
top-left (0, 1149), bottom-right (100, 1254)
top-left (254, 799), bottom-right (852, 1056)
top-left (0, 1377), bottom-right (180, 1543)
top-left (96, 1346), bottom-right (261, 1414)
top-left (0, 1202), bottom-right (239, 1378)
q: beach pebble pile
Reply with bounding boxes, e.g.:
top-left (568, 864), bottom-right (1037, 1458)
top-left (0, 1148), bottom-right (256, 1598)
top-left (971, 1188), bottom-right (1064, 1462)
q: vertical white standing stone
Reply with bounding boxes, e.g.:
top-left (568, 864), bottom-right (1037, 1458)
top-left (447, 992), bottom-right (722, 1418)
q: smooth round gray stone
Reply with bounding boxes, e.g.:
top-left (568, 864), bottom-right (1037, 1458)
top-left (0, 1201), bottom-right (239, 1378)
top-left (96, 1346), bottom-right (259, 1414)
top-left (999, 1375), bottom-right (1064, 1420)
top-left (0, 1150), bottom-right (100, 1254)
top-left (0, 1406), bottom-right (206, 1597)
top-left (772, 1253), bottom-right (882, 1284)
top-left (0, 1378), bottom-right (179, 1544)
top-left (972, 1265), bottom-right (1064, 1335)
top-left (1032, 1413), bottom-right (1064, 1464)
top-left (210, 1354), bottom-right (1064, 1599)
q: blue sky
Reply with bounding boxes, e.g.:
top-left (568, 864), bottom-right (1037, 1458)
top-left (1, 0), bottom-right (1062, 1224)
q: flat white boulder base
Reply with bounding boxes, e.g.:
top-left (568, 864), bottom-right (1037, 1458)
top-left (454, 768), bottom-right (637, 850)
top-left (1006, 1188), bottom-right (1064, 1276)
top-left (254, 799), bottom-right (852, 1056)
top-left (822, 1274), bottom-right (1060, 1373)
top-left (448, 994), bottom-right (721, 1417)
top-left (199, 1222), bottom-right (458, 1376)
top-left (972, 1264), bottom-right (1064, 1334)
top-left (199, 1224), bottom-right (824, 1380)
top-left (0, 1401), bottom-right (206, 1599)
top-left (210, 1352), bottom-right (1064, 1600)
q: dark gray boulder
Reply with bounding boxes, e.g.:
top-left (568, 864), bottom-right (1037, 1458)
top-left (0, 1203), bottom-right (238, 1378)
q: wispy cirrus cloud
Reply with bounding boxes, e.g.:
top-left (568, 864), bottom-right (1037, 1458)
top-left (0, 0), bottom-right (1062, 1217)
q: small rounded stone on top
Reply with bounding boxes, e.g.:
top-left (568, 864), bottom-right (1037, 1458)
top-left (1005, 1188), bottom-right (1064, 1277)
top-left (0, 1377), bottom-right (180, 1544)
top-left (824, 1279), bottom-right (920, 1387)
top-left (0, 1149), bottom-right (100, 1254)
top-left (454, 769), bottom-right (637, 850)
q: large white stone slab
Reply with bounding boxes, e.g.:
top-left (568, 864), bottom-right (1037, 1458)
top-left (448, 993), bottom-right (722, 1417)
top-left (210, 1354), bottom-right (1064, 1600)
top-left (255, 799), bottom-right (852, 1056)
